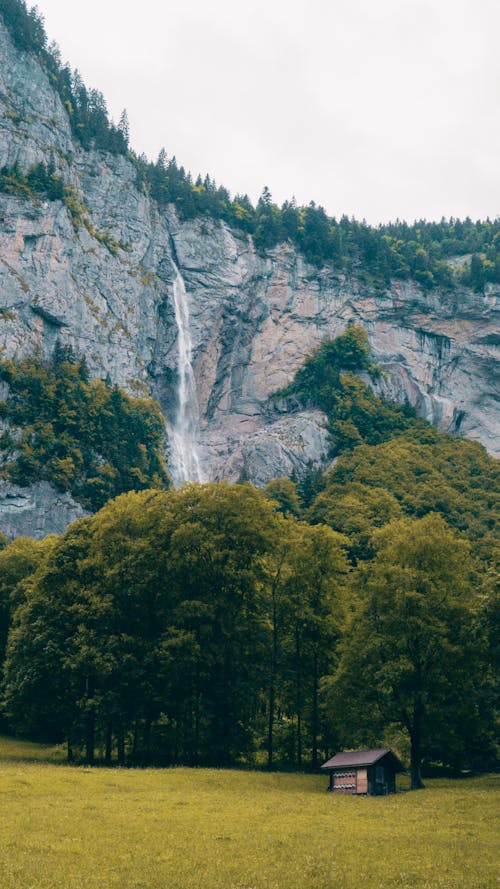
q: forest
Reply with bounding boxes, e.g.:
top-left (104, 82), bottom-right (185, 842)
top-left (0, 330), bottom-right (497, 789)
top-left (1, 0), bottom-right (499, 288)
top-left (0, 345), bottom-right (169, 510)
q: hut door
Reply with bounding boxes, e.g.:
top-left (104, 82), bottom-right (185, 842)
top-left (375, 765), bottom-right (386, 795)
top-left (356, 768), bottom-right (368, 794)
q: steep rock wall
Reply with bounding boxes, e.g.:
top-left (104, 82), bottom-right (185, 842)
top-left (0, 20), bottom-right (498, 535)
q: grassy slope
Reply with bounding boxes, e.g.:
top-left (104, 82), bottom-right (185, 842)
top-left (0, 736), bottom-right (497, 889)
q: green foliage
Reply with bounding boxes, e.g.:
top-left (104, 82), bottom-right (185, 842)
top-left (461, 251), bottom-right (500, 292)
top-left (1, 485), bottom-right (350, 767)
top-left (0, 161), bottom-right (64, 201)
top-left (277, 324), bottom-right (422, 455)
top-left (0, 330), bottom-right (496, 777)
top-left (0, 535), bottom-right (55, 731)
top-left (309, 483), bottom-right (403, 562)
top-left (0, 536), bottom-right (54, 647)
top-left (279, 326), bottom-right (498, 560)
top-left (310, 428), bottom-right (499, 562)
top-left (284, 324), bottom-right (377, 397)
top-left (322, 515), bottom-right (495, 786)
top-left (268, 522), bottom-right (349, 767)
top-left (0, 474), bottom-right (496, 774)
top-left (0, 328), bottom-right (496, 775)
top-left (0, 347), bottom-right (169, 510)
top-left (263, 477), bottom-right (301, 517)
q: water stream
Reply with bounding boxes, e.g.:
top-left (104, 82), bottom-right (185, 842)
top-left (168, 264), bottom-right (204, 486)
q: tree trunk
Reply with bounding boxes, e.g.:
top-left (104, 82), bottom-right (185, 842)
top-left (144, 717), bottom-right (152, 765)
top-left (132, 718), bottom-right (139, 762)
top-left (194, 668), bottom-right (200, 766)
top-left (409, 726), bottom-right (425, 789)
top-left (267, 548), bottom-right (286, 769)
top-left (311, 649), bottom-right (319, 768)
top-left (267, 596), bottom-right (278, 769)
top-left (117, 725), bottom-right (125, 766)
top-left (296, 629), bottom-right (302, 768)
top-left (267, 683), bottom-right (275, 769)
top-left (85, 712), bottom-right (95, 765)
top-left (105, 723), bottom-right (112, 766)
top-left (85, 677), bottom-right (95, 765)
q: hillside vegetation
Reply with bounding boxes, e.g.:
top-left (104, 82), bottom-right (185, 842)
top-left (0, 738), bottom-right (497, 889)
top-left (279, 326), bottom-right (499, 557)
top-left (0, 345), bottom-right (169, 510)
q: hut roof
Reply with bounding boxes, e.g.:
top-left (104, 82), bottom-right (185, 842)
top-left (321, 748), bottom-right (404, 771)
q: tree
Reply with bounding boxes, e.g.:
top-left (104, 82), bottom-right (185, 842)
top-left (310, 427), bottom-right (499, 564)
top-left (469, 254), bottom-right (485, 292)
top-left (279, 523), bottom-right (349, 767)
top-left (308, 483), bottom-right (402, 561)
top-left (0, 351), bottom-right (169, 510)
top-left (0, 535), bottom-right (56, 733)
top-left (323, 514), bottom-right (481, 788)
top-left (117, 109), bottom-right (130, 148)
top-left (254, 187), bottom-right (282, 252)
top-left (0, 535), bottom-right (55, 672)
top-left (3, 520), bottom-right (94, 753)
top-left (297, 202), bottom-right (336, 266)
top-left (164, 483), bottom-right (280, 765)
top-left (264, 477), bottom-right (301, 517)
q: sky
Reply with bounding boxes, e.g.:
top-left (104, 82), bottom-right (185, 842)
top-left (32, 0), bottom-right (500, 224)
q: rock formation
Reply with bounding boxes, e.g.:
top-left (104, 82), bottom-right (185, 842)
top-left (0, 19), bottom-right (498, 536)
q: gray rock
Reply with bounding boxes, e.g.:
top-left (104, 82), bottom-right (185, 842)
top-left (217, 410), bottom-right (331, 486)
top-left (0, 480), bottom-right (87, 540)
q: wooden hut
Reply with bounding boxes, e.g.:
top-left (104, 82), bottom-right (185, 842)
top-left (321, 748), bottom-right (404, 795)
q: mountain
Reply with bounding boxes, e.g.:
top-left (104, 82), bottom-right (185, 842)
top-left (0, 10), bottom-right (498, 538)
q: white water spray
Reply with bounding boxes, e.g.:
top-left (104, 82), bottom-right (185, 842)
top-left (168, 264), bottom-right (204, 486)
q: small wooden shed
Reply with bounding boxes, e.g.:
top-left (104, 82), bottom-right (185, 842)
top-left (321, 748), bottom-right (404, 795)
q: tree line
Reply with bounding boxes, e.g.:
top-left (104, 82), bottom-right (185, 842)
top-left (134, 158), bottom-right (500, 288)
top-left (2, 2), bottom-right (498, 288)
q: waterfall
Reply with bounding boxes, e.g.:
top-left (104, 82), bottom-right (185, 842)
top-left (168, 263), bottom-right (204, 486)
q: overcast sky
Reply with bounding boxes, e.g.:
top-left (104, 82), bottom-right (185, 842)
top-left (33, 0), bottom-right (500, 224)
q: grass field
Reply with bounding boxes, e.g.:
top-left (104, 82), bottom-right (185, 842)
top-left (0, 736), bottom-right (497, 889)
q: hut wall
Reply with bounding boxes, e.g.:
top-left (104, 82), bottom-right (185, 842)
top-left (356, 768), bottom-right (368, 793)
top-left (333, 770), bottom-right (356, 793)
top-left (367, 762), bottom-right (396, 795)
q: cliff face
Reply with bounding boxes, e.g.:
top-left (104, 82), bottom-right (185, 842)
top-left (0, 21), bottom-right (498, 536)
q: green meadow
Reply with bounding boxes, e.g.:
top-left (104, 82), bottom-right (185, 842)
top-left (0, 736), bottom-right (497, 889)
